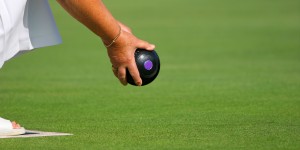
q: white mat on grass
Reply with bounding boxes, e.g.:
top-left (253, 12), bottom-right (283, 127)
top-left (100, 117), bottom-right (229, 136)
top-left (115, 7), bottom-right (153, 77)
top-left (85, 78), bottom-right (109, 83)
top-left (0, 130), bottom-right (72, 139)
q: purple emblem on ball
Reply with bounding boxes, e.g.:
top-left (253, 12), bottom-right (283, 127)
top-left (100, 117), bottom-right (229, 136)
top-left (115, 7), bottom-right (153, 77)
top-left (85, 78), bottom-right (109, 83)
top-left (144, 60), bottom-right (153, 70)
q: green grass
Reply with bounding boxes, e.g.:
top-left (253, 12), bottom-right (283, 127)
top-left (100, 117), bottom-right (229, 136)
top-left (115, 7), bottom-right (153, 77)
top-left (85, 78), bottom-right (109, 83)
top-left (0, 0), bottom-right (300, 149)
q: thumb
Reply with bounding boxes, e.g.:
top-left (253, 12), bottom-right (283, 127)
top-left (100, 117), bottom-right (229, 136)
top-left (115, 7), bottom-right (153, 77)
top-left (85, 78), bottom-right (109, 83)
top-left (136, 39), bottom-right (155, 51)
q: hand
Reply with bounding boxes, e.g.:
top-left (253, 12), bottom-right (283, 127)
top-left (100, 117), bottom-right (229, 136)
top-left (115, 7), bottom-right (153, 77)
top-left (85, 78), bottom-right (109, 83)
top-left (107, 30), bottom-right (155, 86)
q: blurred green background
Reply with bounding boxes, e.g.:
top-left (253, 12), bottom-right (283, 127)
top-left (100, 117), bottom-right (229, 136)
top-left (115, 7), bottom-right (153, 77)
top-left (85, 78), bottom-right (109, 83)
top-left (0, 0), bottom-right (299, 149)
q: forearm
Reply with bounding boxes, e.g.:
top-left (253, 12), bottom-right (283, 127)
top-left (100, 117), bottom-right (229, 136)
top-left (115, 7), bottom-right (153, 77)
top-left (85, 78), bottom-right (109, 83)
top-left (56, 0), bottom-right (119, 45)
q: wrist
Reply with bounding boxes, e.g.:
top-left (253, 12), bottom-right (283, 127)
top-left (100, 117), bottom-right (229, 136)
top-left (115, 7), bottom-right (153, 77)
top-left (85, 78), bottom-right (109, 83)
top-left (103, 25), bottom-right (122, 48)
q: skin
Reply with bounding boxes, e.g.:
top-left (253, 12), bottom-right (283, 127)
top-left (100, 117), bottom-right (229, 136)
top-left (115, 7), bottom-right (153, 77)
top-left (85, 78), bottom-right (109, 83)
top-left (56, 0), bottom-right (155, 86)
top-left (11, 121), bottom-right (21, 129)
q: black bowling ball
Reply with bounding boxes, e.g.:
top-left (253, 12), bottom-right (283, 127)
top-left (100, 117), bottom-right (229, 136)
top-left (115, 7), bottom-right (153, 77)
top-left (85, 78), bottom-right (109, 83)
top-left (126, 49), bottom-right (160, 86)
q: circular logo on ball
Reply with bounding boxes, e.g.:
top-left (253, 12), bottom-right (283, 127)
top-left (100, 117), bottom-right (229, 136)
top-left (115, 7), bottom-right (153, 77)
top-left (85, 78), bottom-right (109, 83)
top-left (144, 60), bottom-right (153, 71)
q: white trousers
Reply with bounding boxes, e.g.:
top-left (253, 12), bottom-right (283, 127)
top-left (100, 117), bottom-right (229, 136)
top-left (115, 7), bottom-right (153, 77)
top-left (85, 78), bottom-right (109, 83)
top-left (0, 0), bottom-right (61, 68)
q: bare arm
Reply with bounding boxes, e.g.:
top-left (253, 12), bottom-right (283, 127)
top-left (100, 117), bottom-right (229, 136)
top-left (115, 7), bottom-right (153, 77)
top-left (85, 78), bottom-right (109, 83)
top-left (56, 0), bottom-right (155, 86)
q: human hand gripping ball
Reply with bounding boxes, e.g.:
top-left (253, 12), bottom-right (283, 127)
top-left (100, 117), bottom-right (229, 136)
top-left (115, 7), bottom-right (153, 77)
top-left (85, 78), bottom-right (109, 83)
top-left (126, 49), bottom-right (160, 86)
top-left (106, 28), bottom-right (155, 86)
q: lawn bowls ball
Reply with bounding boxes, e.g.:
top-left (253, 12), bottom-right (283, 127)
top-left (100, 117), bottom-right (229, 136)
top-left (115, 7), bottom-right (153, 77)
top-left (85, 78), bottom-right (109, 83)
top-left (126, 49), bottom-right (160, 86)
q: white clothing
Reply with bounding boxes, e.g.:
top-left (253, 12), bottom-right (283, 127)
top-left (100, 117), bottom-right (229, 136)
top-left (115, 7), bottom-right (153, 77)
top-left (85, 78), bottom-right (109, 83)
top-left (0, 117), bottom-right (12, 129)
top-left (0, 0), bottom-right (61, 68)
top-left (0, 117), bottom-right (26, 136)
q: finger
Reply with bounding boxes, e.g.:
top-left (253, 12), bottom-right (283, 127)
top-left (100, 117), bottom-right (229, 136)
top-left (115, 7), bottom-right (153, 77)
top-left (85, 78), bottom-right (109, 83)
top-left (136, 39), bottom-right (155, 51)
top-left (127, 63), bottom-right (142, 86)
top-left (112, 66), bottom-right (118, 78)
top-left (118, 67), bottom-right (128, 86)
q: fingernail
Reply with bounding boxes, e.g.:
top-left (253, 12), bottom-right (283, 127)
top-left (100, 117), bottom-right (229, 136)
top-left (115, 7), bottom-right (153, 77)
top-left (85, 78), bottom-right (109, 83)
top-left (146, 44), bottom-right (153, 49)
top-left (150, 44), bottom-right (155, 49)
top-left (136, 82), bottom-right (142, 86)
